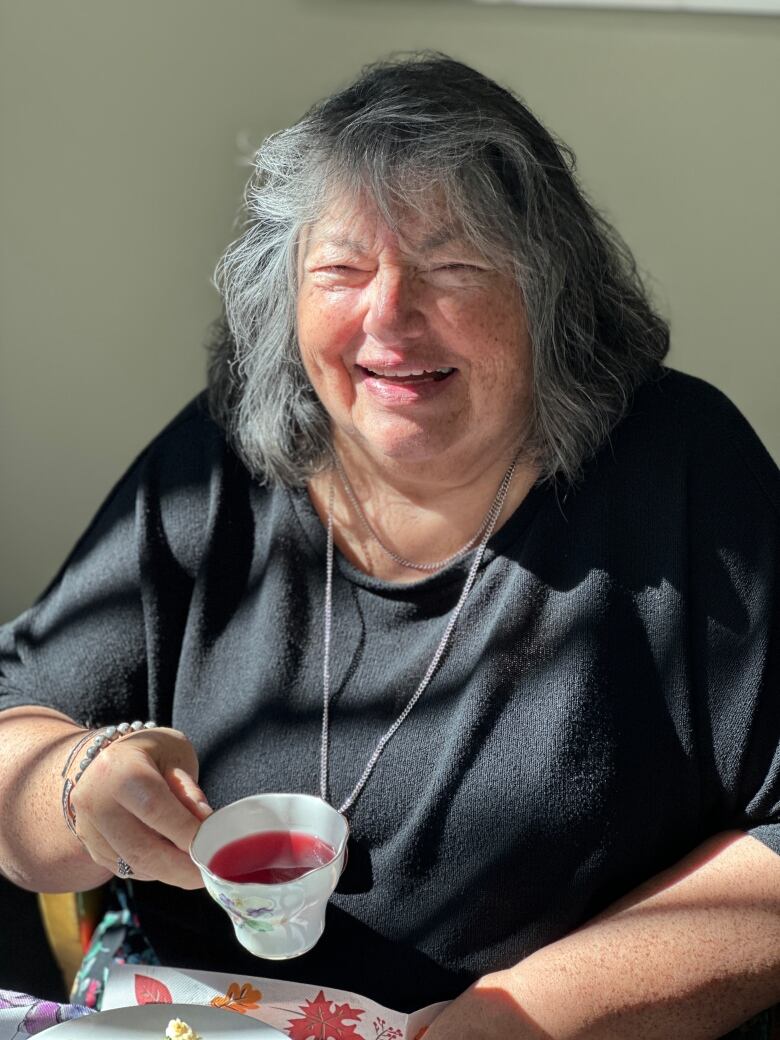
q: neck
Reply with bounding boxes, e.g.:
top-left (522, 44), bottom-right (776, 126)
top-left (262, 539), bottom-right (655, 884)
top-left (307, 439), bottom-right (538, 583)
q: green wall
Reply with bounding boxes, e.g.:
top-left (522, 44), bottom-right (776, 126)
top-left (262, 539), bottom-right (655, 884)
top-left (1, 0), bottom-right (778, 620)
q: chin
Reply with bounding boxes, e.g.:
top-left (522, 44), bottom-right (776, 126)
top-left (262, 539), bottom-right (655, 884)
top-left (342, 411), bottom-right (465, 467)
top-left (364, 432), bottom-right (456, 467)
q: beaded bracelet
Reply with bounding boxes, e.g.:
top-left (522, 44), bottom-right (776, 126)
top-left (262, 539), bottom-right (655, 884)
top-left (61, 721), bottom-right (157, 838)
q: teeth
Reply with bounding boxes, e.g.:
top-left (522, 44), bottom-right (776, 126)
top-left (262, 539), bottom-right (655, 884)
top-left (365, 366), bottom-right (454, 378)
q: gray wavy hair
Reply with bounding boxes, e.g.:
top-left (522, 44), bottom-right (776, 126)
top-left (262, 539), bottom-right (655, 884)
top-left (209, 52), bottom-right (669, 486)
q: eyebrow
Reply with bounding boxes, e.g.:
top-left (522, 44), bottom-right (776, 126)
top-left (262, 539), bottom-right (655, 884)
top-left (308, 237), bottom-right (367, 256)
top-left (418, 229), bottom-right (457, 251)
top-left (310, 230), bottom-right (461, 256)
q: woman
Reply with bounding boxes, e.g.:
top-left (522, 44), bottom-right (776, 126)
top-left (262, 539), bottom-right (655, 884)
top-left (1, 54), bottom-right (779, 1038)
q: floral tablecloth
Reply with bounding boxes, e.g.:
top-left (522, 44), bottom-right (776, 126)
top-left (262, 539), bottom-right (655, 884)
top-left (0, 964), bottom-right (448, 1038)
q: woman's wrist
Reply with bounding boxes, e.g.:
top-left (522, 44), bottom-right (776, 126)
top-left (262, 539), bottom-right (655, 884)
top-left (60, 720), bottom-right (157, 839)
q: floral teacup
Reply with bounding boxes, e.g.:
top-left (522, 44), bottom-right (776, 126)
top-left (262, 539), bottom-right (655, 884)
top-left (190, 793), bottom-right (349, 960)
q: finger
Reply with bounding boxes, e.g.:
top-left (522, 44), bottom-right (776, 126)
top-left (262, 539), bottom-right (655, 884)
top-left (74, 809), bottom-right (155, 882)
top-left (96, 805), bottom-right (205, 890)
top-left (112, 758), bottom-right (205, 853)
top-left (165, 766), bottom-right (213, 821)
top-left (98, 816), bottom-right (199, 888)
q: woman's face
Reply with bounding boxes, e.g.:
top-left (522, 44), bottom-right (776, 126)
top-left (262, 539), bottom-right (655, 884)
top-left (296, 193), bottom-right (533, 478)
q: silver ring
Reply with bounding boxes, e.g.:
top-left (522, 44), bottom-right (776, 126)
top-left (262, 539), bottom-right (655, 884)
top-left (116, 857), bottom-right (134, 878)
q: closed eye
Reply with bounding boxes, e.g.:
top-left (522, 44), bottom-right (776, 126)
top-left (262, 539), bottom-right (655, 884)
top-left (307, 264), bottom-right (372, 285)
top-left (429, 259), bottom-right (492, 274)
top-left (314, 264), bottom-right (372, 276)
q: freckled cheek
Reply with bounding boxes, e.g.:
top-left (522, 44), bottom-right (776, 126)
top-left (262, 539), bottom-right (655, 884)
top-left (456, 309), bottom-right (531, 397)
top-left (297, 306), bottom-right (365, 418)
top-left (298, 296), bottom-right (364, 366)
top-left (298, 303), bottom-right (352, 378)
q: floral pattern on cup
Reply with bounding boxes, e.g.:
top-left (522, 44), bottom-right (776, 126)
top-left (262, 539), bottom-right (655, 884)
top-left (215, 891), bottom-right (276, 933)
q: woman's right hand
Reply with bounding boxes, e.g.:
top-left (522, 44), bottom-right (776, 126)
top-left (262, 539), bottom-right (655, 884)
top-left (69, 726), bottom-right (212, 889)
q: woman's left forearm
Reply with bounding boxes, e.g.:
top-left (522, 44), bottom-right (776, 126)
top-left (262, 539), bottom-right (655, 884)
top-left (426, 832), bottom-right (780, 1039)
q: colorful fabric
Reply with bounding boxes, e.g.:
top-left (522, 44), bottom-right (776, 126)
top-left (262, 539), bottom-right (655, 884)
top-left (70, 882), bottom-right (159, 1010)
top-left (0, 991), bottom-right (90, 1038)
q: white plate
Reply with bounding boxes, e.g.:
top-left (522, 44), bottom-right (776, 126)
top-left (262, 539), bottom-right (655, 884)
top-left (44, 1003), bottom-right (285, 1037)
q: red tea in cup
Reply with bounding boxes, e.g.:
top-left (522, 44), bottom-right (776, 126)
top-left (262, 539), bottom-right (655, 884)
top-left (209, 830), bottom-right (337, 885)
top-left (191, 793), bottom-right (349, 959)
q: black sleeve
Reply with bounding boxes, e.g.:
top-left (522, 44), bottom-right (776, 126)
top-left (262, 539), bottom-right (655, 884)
top-left (681, 379), bottom-right (780, 856)
top-left (0, 395), bottom-right (219, 728)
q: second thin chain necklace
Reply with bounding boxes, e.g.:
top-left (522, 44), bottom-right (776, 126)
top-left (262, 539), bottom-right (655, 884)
top-left (319, 454), bottom-right (518, 815)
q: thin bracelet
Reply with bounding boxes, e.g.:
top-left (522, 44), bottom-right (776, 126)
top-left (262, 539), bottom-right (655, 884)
top-left (61, 721), bottom-right (157, 837)
top-left (60, 730), bottom-right (94, 837)
top-left (60, 730), bottom-right (93, 779)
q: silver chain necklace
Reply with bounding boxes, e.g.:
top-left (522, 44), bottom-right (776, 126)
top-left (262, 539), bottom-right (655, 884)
top-left (332, 452), bottom-right (508, 572)
top-left (319, 455), bottom-right (518, 815)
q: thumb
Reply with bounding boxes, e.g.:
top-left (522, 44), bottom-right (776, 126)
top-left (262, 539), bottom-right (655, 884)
top-left (165, 766), bottom-right (213, 821)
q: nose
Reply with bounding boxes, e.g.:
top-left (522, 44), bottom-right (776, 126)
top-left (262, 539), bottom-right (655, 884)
top-left (362, 265), bottom-right (424, 344)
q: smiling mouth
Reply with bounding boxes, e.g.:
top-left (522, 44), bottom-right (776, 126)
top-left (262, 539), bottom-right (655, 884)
top-left (358, 365), bottom-right (456, 383)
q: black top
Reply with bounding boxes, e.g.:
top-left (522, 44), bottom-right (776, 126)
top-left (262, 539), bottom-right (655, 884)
top-left (1, 369), bottom-right (778, 1012)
